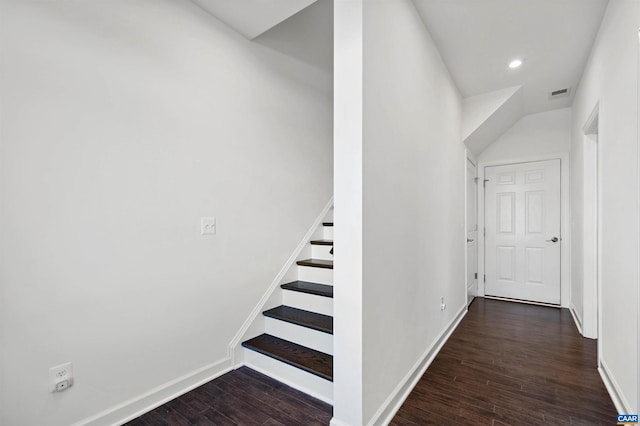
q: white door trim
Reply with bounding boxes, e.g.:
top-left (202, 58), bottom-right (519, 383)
top-left (636, 27), bottom-right (639, 414)
top-left (465, 154), bottom-right (478, 305)
top-left (582, 105), bottom-right (600, 341)
top-left (478, 152), bottom-right (571, 308)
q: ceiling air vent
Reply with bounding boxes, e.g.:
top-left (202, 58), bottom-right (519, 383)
top-left (549, 87), bottom-right (571, 99)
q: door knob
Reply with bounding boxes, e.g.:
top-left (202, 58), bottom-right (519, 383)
top-left (546, 237), bottom-right (559, 243)
top-left (467, 238), bottom-right (474, 243)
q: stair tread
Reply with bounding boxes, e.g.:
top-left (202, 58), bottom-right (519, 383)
top-left (281, 281), bottom-right (333, 298)
top-left (310, 239), bottom-right (333, 246)
top-left (297, 259), bottom-right (333, 269)
top-left (263, 306), bottom-right (333, 334)
top-left (322, 222), bottom-right (334, 227)
top-left (242, 334), bottom-right (333, 381)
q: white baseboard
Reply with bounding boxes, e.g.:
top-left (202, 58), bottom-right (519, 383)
top-left (599, 358), bottom-right (633, 414)
top-left (367, 304), bottom-right (468, 426)
top-left (329, 418), bottom-right (353, 426)
top-left (569, 303), bottom-right (584, 336)
top-left (74, 358), bottom-right (232, 426)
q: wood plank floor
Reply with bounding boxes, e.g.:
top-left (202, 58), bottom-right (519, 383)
top-left (124, 367), bottom-right (332, 425)
top-left (392, 298), bottom-right (617, 425)
top-left (126, 297), bottom-right (615, 425)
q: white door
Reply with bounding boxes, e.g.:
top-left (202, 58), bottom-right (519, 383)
top-left (485, 159), bottom-right (561, 304)
top-left (466, 160), bottom-right (477, 305)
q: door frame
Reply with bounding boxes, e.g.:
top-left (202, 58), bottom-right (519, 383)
top-left (465, 153), bottom-right (478, 306)
top-left (582, 104), bottom-right (600, 340)
top-left (477, 153), bottom-right (571, 307)
top-left (632, 28), bottom-right (640, 409)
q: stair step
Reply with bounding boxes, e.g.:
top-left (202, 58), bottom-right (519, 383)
top-left (322, 222), bottom-right (333, 227)
top-left (297, 259), bottom-right (333, 269)
top-left (323, 224), bottom-right (333, 240)
top-left (263, 306), bottom-right (333, 334)
top-left (281, 281), bottom-right (333, 298)
top-left (298, 267), bottom-right (333, 286)
top-left (311, 244), bottom-right (333, 261)
top-left (242, 334), bottom-right (333, 382)
top-left (310, 239), bottom-right (333, 246)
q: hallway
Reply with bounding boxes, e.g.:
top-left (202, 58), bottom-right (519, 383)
top-left (126, 298), bottom-right (615, 425)
top-left (392, 298), bottom-right (616, 425)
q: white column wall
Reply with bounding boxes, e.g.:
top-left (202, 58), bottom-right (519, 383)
top-left (332, 0), bottom-right (364, 424)
top-left (362, 1), bottom-right (465, 422)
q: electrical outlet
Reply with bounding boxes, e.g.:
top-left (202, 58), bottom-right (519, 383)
top-left (201, 217), bottom-right (216, 235)
top-left (56, 380), bottom-right (70, 392)
top-left (440, 297), bottom-right (447, 311)
top-left (49, 362), bottom-right (73, 392)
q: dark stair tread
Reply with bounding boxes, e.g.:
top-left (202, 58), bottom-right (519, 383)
top-left (297, 259), bottom-right (333, 269)
top-left (281, 281), bottom-right (333, 298)
top-left (263, 306), bottom-right (333, 334)
top-left (242, 334), bottom-right (333, 381)
top-left (310, 239), bottom-right (333, 246)
top-left (322, 222), bottom-right (333, 227)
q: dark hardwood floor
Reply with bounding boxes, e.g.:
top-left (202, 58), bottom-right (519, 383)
top-left (126, 297), bottom-right (615, 426)
top-left (392, 298), bottom-right (617, 425)
top-left (124, 367), bottom-right (332, 426)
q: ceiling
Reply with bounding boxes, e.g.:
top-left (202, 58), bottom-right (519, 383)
top-left (413, 0), bottom-right (609, 115)
top-left (192, 0), bottom-right (609, 153)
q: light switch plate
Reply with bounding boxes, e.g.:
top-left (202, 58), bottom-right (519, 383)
top-left (201, 217), bottom-right (216, 235)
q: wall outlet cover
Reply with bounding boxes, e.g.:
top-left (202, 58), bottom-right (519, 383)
top-left (49, 362), bottom-right (73, 392)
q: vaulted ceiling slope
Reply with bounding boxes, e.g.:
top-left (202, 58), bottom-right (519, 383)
top-left (254, 0), bottom-right (333, 73)
top-left (413, 0), bottom-right (609, 154)
top-left (463, 86), bottom-right (523, 155)
top-left (190, 0), bottom-right (317, 39)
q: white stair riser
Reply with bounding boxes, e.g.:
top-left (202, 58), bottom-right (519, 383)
top-left (264, 317), bottom-right (333, 355)
top-left (283, 291), bottom-right (333, 316)
top-left (297, 265), bottom-right (333, 285)
top-left (243, 349), bottom-right (333, 404)
top-left (311, 245), bottom-right (333, 260)
top-left (323, 226), bottom-right (333, 240)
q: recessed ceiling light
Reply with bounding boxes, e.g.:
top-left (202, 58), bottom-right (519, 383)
top-left (509, 59), bottom-right (523, 69)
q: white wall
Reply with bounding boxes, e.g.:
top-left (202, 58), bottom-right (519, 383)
top-left (362, 1), bottom-right (465, 423)
top-left (570, 0), bottom-right (639, 412)
top-left (0, 1), bottom-right (333, 425)
top-left (479, 108), bottom-right (571, 162)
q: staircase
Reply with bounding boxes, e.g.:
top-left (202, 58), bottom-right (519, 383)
top-left (241, 220), bottom-right (334, 403)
